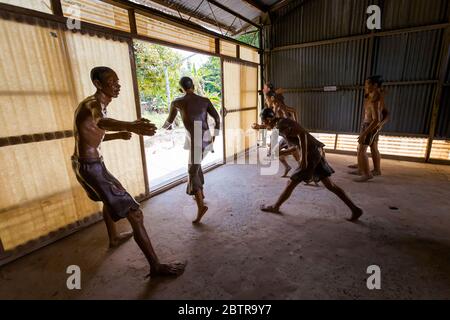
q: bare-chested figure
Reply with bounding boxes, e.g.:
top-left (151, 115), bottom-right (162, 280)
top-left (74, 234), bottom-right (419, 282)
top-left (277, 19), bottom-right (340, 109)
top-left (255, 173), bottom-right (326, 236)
top-left (72, 66), bottom-right (185, 278)
top-left (349, 87), bottom-right (390, 176)
top-left (259, 108), bottom-right (363, 221)
top-left (350, 76), bottom-right (384, 182)
top-left (253, 90), bottom-right (302, 178)
top-left (270, 92), bottom-right (302, 177)
top-left (163, 77), bottom-right (220, 224)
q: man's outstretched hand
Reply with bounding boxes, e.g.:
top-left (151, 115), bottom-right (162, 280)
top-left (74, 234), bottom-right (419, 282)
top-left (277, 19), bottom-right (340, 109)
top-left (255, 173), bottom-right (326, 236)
top-left (252, 123), bottom-right (261, 130)
top-left (129, 118), bottom-right (157, 136)
top-left (119, 131), bottom-right (132, 140)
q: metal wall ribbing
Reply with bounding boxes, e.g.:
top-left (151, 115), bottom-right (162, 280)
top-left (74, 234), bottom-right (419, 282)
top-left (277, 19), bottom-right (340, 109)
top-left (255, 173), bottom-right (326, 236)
top-left (268, 0), bottom-right (450, 138)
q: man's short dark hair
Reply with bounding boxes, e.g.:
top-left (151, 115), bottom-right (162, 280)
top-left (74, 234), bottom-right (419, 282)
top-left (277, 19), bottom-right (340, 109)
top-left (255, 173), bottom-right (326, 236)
top-left (273, 93), bottom-right (285, 103)
top-left (367, 75), bottom-right (384, 87)
top-left (90, 66), bottom-right (114, 83)
top-left (179, 77), bottom-right (194, 90)
top-left (260, 107), bottom-right (276, 121)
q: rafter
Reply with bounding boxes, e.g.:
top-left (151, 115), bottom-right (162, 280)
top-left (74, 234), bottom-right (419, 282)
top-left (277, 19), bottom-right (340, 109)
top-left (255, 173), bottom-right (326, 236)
top-left (207, 0), bottom-right (261, 29)
top-left (142, 0), bottom-right (237, 33)
top-left (242, 0), bottom-right (269, 12)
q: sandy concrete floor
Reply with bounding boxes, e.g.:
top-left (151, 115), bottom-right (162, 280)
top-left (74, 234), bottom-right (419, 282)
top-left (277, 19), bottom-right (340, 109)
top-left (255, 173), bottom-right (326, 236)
top-left (1, 153), bottom-right (450, 300)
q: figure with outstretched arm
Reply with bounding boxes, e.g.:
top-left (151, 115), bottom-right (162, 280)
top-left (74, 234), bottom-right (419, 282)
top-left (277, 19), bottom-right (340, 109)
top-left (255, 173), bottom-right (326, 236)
top-left (72, 66), bottom-right (186, 279)
top-left (163, 77), bottom-right (220, 224)
top-left (258, 108), bottom-right (363, 222)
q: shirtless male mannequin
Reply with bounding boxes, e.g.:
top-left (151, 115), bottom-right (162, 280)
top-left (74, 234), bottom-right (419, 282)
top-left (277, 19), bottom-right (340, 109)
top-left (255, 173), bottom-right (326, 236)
top-left (72, 66), bottom-right (186, 278)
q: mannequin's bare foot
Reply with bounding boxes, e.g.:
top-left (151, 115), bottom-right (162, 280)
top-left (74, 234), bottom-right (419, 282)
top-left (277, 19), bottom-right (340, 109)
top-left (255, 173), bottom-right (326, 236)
top-left (347, 207), bottom-right (363, 222)
top-left (260, 204), bottom-right (280, 214)
top-left (109, 231), bottom-right (133, 248)
top-left (372, 170), bottom-right (382, 176)
top-left (353, 175), bottom-right (373, 183)
top-left (281, 165), bottom-right (292, 178)
top-left (192, 206), bottom-right (208, 224)
top-left (147, 262), bottom-right (186, 278)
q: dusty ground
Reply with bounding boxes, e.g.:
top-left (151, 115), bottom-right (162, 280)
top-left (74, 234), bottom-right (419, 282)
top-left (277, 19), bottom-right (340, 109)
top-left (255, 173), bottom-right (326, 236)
top-left (1, 153), bottom-right (450, 299)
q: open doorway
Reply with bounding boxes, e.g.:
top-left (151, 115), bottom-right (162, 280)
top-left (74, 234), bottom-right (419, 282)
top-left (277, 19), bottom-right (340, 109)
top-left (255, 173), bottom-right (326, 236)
top-left (134, 40), bottom-right (224, 190)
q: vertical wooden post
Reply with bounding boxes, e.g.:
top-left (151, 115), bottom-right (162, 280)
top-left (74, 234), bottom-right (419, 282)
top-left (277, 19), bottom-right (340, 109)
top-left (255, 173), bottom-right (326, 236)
top-left (128, 41), bottom-right (150, 196)
top-left (334, 133), bottom-right (339, 150)
top-left (236, 44), bottom-right (240, 59)
top-left (425, 27), bottom-right (450, 162)
top-left (215, 38), bottom-right (220, 55)
top-left (0, 238), bottom-right (5, 255)
top-left (50, 0), bottom-right (63, 16)
top-left (259, 27), bottom-right (265, 110)
top-left (128, 8), bottom-right (137, 35)
top-left (221, 58), bottom-right (227, 163)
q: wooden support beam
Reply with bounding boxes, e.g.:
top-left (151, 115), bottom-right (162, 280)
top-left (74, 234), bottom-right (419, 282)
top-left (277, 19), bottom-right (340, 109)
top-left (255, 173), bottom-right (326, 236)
top-left (207, 0), bottom-right (260, 29)
top-left (425, 25), bottom-right (450, 161)
top-left (145, 0), bottom-right (236, 34)
top-left (215, 38), bottom-right (220, 55)
top-left (281, 80), bottom-right (440, 94)
top-left (50, 0), bottom-right (63, 16)
top-left (102, 0), bottom-right (260, 49)
top-left (0, 131), bottom-right (74, 148)
top-left (272, 23), bottom-right (450, 52)
top-left (128, 8), bottom-right (137, 34)
top-left (0, 238), bottom-right (5, 255)
top-left (242, 0), bottom-right (269, 13)
top-left (269, 0), bottom-right (295, 12)
top-left (128, 41), bottom-right (150, 196)
top-left (220, 58), bottom-right (227, 163)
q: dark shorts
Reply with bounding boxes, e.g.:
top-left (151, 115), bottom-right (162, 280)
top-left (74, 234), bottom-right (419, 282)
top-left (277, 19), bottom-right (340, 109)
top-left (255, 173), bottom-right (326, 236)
top-left (361, 122), bottom-right (380, 146)
top-left (187, 164), bottom-right (205, 196)
top-left (71, 156), bottom-right (139, 222)
top-left (186, 145), bottom-right (208, 196)
top-left (279, 137), bottom-right (289, 150)
top-left (290, 147), bottom-right (335, 183)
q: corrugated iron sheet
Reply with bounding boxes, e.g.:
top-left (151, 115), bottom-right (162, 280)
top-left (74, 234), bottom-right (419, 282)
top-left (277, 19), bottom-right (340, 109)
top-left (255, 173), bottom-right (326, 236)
top-left (272, 0), bottom-right (370, 47)
top-left (268, 0), bottom-right (447, 137)
top-left (132, 0), bottom-right (260, 35)
top-left (283, 90), bottom-right (365, 132)
top-left (436, 87), bottom-right (450, 138)
top-left (260, 0), bottom-right (279, 5)
top-left (271, 39), bottom-right (369, 88)
top-left (447, 63), bottom-right (450, 83)
top-left (271, 0), bottom-right (448, 48)
top-left (382, 0), bottom-right (448, 30)
top-left (373, 29), bottom-right (443, 81)
top-left (283, 84), bottom-right (435, 135)
top-left (382, 84), bottom-right (435, 134)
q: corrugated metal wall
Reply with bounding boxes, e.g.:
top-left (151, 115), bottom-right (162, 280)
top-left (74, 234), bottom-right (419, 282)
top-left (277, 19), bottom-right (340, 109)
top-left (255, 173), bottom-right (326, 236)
top-left (272, 0), bottom-right (448, 46)
top-left (268, 0), bottom-right (450, 137)
top-left (436, 87), bottom-right (450, 138)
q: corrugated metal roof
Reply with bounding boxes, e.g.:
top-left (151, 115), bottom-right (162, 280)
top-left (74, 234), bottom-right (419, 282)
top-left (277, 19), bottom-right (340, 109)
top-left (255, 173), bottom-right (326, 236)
top-left (131, 0), bottom-right (268, 35)
top-left (260, 0), bottom-right (278, 5)
top-left (271, 39), bottom-right (369, 88)
top-left (372, 29), bottom-right (443, 82)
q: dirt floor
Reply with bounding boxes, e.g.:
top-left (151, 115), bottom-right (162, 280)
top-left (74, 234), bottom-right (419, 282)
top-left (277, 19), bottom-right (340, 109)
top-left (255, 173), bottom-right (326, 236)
top-left (1, 153), bottom-right (450, 299)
